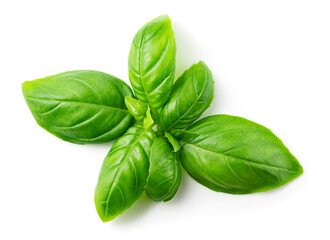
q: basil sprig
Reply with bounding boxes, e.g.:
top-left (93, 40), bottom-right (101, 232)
top-left (22, 15), bottom-right (303, 222)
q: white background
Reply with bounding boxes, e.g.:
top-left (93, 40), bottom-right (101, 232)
top-left (1, 0), bottom-right (329, 239)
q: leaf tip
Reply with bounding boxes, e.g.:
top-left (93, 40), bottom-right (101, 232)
top-left (21, 80), bottom-right (34, 99)
top-left (197, 60), bottom-right (206, 65)
top-left (150, 14), bottom-right (172, 29)
top-left (124, 95), bottom-right (133, 105)
top-left (296, 163), bottom-right (304, 176)
top-left (155, 14), bottom-right (170, 21)
top-left (21, 80), bottom-right (29, 92)
top-left (95, 201), bottom-right (115, 223)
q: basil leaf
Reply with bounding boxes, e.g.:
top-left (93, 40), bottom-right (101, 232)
top-left (179, 115), bottom-right (303, 194)
top-left (157, 61), bottom-right (214, 132)
top-left (164, 132), bottom-right (181, 152)
top-left (170, 129), bottom-right (199, 145)
top-left (128, 15), bottom-right (176, 112)
top-left (143, 107), bottom-right (154, 129)
top-left (145, 138), bottom-right (181, 202)
top-left (125, 96), bottom-right (148, 121)
top-left (95, 124), bottom-right (156, 222)
top-left (22, 70), bottom-right (134, 144)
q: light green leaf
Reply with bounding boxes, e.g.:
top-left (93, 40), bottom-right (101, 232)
top-left (165, 132), bottom-right (181, 152)
top-left (125, 96), bottom-right (148, 121)
top-left (143, 107), bottom-right (154, 129)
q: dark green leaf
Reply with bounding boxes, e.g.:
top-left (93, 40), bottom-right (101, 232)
top-left (22, 70), bottom-right (134, 144)
top-left (95, 124), bottom-right (156, 222)
top-left (157, 61), bottom-right (214, 132)
top-left (179, 115), bottom-right (303, 194)
top-left (128, 15), bottom-right (176, 112)
top-left (145, 138), bottom-right (181, 202)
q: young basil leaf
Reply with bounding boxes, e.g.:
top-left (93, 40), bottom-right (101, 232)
top-left (157, 61), bottom-right (214, 132)
top-left (145, 138), bottom-right (181, 202)
top-left (164, 132), bottom-right (181, 152)
top-left (95, 124), bottom-right (156, 222)
top-left (125, 96), bottom-right (148, 121)
top-left (170, 129), bottom-right (199, 145)
top-left (128, 15), bottom-right (176, 113)
top-left (143, 107), bottom-right (154, 129)
top-left (22, 70), bottom-right (134, 144)
top-left (179, 115), bottom-right (303, 194)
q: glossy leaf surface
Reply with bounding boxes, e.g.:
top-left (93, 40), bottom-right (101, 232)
top-left (125, 96), bottom-right (148, 121)
top-left (128, 15), bottom-right (176, 112)
top-left (95, 124), bottom-right (156, 222)
top-left (157, 61), bottom-right (214, 132)
top-left (171, 129), bottom-right (199, 144)
top-left (165, 132), bottom-right (181, 152)
top-left (143, 107), bottom-right (154, 128)
top-left (22, 70), bottom-right (134, 144)
top-left (179, 115), bottom-right (303, 194)
top-left (145, 138), bottom-right (181, 202)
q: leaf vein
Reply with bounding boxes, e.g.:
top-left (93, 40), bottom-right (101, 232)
top-left (26, 97), bottom-right (129, 113)
top-left (186, 144), bottom-right (298, 173)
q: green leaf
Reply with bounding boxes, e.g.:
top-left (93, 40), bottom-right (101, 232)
top-left (128, 15), bottom-right (176, 112)
top-left (143, 107), bottom-right (154, 128)
top-left (164, 132), bottom-right (181, 152)
top-left (124, 97), bottom-right (154, 128)
top-left (145, 138), bottom-right (181, 202)
top-left (22, 70), bottom-right (134, 144)
top-left (157, 61), bottom-right (214, 132)
top-left (179, 115), bottom-right (303, 194)
top-left (170, 129), bottom-right (199, 145)
top-left (125, 96), bottom-right (148, 121)
top-left (95, 124), bottom-right (156, 222)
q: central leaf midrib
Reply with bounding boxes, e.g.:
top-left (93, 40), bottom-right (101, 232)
top-left (163, 71), bottom-right (208, 132)
top-left (26, 96), bottom-right (129, 113)
top-left (185, 143), bottom-right (298, 173)
top-left (104, 128), bottom-right (150, 218)
top-left (162, 156), bottom-right (180, 200)
top-left (138, 24), bottom-right (152, 107)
